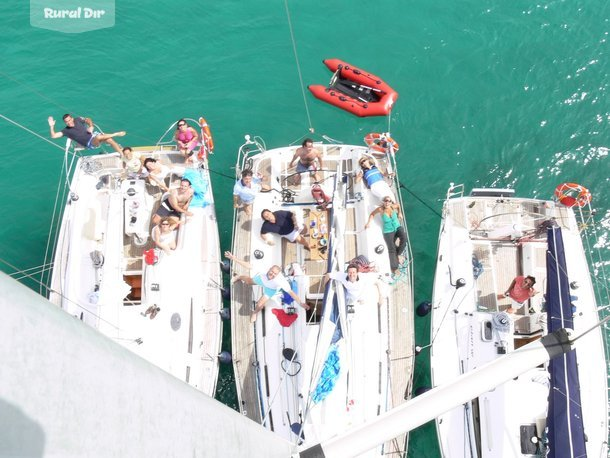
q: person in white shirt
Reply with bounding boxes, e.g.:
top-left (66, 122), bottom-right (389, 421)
top-left (324, 264), bottom-right (386, 306)
top-left (233, 170), bottom-right (270, 216)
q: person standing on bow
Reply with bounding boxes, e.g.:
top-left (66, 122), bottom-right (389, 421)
top-left (504, 275), bottom-right (538, 313)
top-left (174, 119), bottom-right (199, 159)
top-left (225, 251), bottom-right (309, 323)
top-left (48, 114), bottom-right (126, 155)
top-left (365, 196), bottom-right (407, 275)
top-left (289, 138), bottom-right (324, 185)
top-left (233, 170), bottom-right (270, 216)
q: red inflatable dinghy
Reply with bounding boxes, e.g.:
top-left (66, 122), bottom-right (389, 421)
top-left (308, 59), bottom-right (398, 117)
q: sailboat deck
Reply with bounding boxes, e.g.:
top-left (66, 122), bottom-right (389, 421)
top-left (230, 142), bottom-right (415, 455)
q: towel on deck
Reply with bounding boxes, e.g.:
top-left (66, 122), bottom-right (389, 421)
top-left (182, 168), bottom-right (211, 208)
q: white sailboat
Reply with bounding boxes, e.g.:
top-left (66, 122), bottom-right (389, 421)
top-left (229, 135), bottom-right (414, 456)
top-left (47, 118), bottom-right (224, 396)
top-left (429, 183), bottom-right (608, 457)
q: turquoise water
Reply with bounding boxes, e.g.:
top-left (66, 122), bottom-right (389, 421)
top-left (1, 1), bottom-right (608, 455)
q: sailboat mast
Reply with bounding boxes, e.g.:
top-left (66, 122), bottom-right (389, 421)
top-left (301, 329), bottom-right (574, 458)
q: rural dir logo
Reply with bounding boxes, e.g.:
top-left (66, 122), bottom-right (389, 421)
top-left (31, 0), bottom-right (115, 33)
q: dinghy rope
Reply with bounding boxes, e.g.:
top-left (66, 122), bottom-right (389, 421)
top-left (284, 0), bottom-right (314, 133)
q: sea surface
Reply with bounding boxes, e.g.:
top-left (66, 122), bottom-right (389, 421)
top-left (1, 1), bottom-right (608, 456)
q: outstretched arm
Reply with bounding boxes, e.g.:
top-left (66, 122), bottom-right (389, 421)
top-left (48, 117), bottom-right (64, 139)
top-left (365, 207), bottom-right (381, 229)
top-left (288, 289), bottom-right (309, 310)
top-left (224, 251), bottom-right (252, 270)
top-left (504, 279), bottom-right (517, 297)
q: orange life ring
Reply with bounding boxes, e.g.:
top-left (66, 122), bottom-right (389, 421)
top-left (554, 182), bottom-right (591, 207)
top-left (198, 117), bottom-right (214, 159)
top-left (364, 132), bottom-right (399, 154)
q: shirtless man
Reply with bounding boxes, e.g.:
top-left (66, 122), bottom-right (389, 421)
top-left (152, 178), bottom-right (194, 225)
top-left (48, 114), bottom-right (126, 155)
top-left (289, 138), bottom-right (323, 185)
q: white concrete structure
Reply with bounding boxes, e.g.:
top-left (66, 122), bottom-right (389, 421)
top-left (0, 273), bottom-right (293, 457)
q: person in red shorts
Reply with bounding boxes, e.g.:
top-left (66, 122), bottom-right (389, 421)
top-left (504, 275), bottom-right (538, 313)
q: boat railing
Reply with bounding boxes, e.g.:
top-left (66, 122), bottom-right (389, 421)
top-left (42, 140), bottom-right (92, 297)
top-left (235, 135), bottom-right (267, 177)
top-left (154, 117), bottom-right (213, 156)
top-left (445, 182), bottom-right (465, 200)
top-left (386, 150), bottom-right (415, 295)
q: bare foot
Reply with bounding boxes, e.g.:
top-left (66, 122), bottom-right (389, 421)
top-left (250, 312), bottom-right (258, 323)
top-left (113, 131), bottom-right (126, 137)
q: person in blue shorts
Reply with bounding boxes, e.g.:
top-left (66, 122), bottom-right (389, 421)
top-left (48, 114), bottom-right (126, 155)
top-left (225, 251), bottom-right (309, 322)
top-left (289, 138), bottom-right (324, 185)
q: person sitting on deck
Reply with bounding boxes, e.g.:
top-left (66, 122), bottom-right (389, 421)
top-left (260, 209), bottom-right (310, 250)
top-left (48, 114), bottom-right (126, 155)
top-left (174, 119), bottom-right (199, 160)
top-left (355, 156), bottom-right (395, 201)
top-left (233, 170), bottom-right (270, 216)
top-left (504, 275), bottom-right (538, 313)
top-left (289, 138), bottom-right (324, 185)
top-left (151, 217), bottom-right (178, 254)
top-left (225, 251), bottom-right (310, 323)
top-left (152, 178), bottom-right (193, 225)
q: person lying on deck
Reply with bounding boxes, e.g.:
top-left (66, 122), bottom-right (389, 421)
top-left (48, 114), bottom-right (126, 155)
top-left (355, 156), bottom-right (395, 202)
top-left (504, 275), bottom-right (538, 313)
top-left (225, 251), bottom-right (309, 323)
top-left (260, 209), bottom-right (310, 250)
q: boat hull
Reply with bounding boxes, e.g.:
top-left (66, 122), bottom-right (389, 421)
top-left (49, 144), bottom-right (223, 396)
top-left (429, 187), bottom-right (608, 457)
top-left (230, 138), bottom-right (414, 455)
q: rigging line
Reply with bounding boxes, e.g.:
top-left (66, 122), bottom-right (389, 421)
top-left (8, 262), bottom-right (54, 277)
top-left (0, 113), bottom-right (72, 153)
top-left (570, 314), bottom-right (610, 344)
top-left (0, 71), bottom-right (72, 113)
top-left (14, 266), bottom-right (54, 282)
top-left (398, 182), bottom-right (443, 219)
top-left (206, 166), bottom-right (238, 182)
top-left (0, 256), bottom-right (121, 331)
top-left (284, 0), bottom-right (314, 133)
